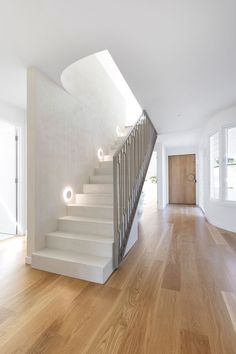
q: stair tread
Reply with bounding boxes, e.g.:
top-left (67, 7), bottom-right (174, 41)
top-left (68, 203), bottom-right (113, 209)
top-left (47, 231), bottom-right (113, 243)
top-left (76, 193), bottom-right (113, 197)
top-left (58, 215), bottom-right (113, 224)
top-left (84, 183), bottom-right (113, 186)
top-left (33, 248), bottom-right (111, 267)
top-left (90, 175), bottom-right (113, 178)
top-left (99, 161), bottom-right (112, 165)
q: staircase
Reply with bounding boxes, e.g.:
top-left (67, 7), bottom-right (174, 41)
top-left (31, 111), bottom-right (157, 284)
top-left (31, 134), bottom-right (128, 284)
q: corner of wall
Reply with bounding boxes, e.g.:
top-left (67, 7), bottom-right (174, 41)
top-left (27, 67), bottom-right (36, 257)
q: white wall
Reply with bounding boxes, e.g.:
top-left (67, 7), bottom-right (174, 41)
top-left (157, 143), bottom-right (168, 209)
top-left (95, 50), bottom-right (142, 126)
top-left (199, 105), bottom-right (236, 232)
top-left (166, 145), bottom-right (198, 156)
top-left (27, 66), bottom-right (127, 257)
top-left (0, 99), bottom-right (26, 235)
top-left (125, 206), bottom-right (139, 256)
top-left (146, 151), bottom-right (157, 179)
top-left (61, 51), bottom-right (141, 127)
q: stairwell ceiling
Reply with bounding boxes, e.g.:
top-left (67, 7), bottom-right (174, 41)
top-left (1, 0), bottom-right (236, 134)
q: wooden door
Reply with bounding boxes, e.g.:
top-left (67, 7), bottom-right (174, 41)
top-left (168, 154), bottom-right (196, 205)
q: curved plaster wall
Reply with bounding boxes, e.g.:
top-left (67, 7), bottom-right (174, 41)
top-left (199, 105), bottom-right (236, 232)
top-left (61, 50), bottom-right (141, 126)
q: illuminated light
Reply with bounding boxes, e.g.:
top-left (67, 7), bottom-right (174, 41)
top-left (63, 186), bottom-right (73, 203)
top-left (116, 126), bottom-right (123, 137)
top-left (97, 148), bottom-right (104, 161)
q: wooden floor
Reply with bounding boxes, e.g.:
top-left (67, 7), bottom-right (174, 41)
top-left (1, 200), bottom-right (236, 353)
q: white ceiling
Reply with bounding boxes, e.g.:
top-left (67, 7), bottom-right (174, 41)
top-left (1, 0), bottom-right (236, 135)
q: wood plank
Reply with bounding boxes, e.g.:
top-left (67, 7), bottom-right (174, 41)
top-left (206, 223), bottom-right (229, 246)
top-left (221, 291), bottom-right (236, 333)
top-left (180, 329), bottom-right (211, 354)
top-left (0, 202), bottom-right (236, 353)
top-left (162, 262), bottom-right (181, 291)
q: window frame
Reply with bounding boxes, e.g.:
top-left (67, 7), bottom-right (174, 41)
top-left (222, 123), bottom-right (236, 205)
top-left (209, 130), bottom-right (221, 201)
top-left (208, 124), bottom-right (236, 206)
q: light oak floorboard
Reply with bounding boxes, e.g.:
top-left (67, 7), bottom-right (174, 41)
top-left (0, 200), bottom-right (236, 353)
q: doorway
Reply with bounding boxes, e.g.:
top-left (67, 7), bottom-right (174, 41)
top-left (0, 121), bottom-right (18, 235)
top-left (168, 154), bottom-right (196, 205)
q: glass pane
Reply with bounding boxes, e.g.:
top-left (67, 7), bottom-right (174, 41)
top-left (210, 133), bottom-right (220, 199)
top-left (226, 126), bottom-right (236, 201)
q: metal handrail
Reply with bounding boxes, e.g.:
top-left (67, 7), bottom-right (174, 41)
top-left (113, 110), bottom-right (157, 267)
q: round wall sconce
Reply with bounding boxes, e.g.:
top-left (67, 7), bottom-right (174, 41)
top-left (116, 126), bottom-right (122, 137)
top-left (63, 186), bottom-right (73, 203)
top-left (97, 148), bottom-right (104, 161)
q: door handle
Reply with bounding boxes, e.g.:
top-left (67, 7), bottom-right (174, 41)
top-left (187, 173), bottom-right (196, 182)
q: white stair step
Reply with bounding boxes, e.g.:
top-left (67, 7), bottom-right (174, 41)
top-left (124, 125), bottom-right (133, 130)
top-left (32, 248), bottom-right (113, 284)
top-left (115, 137), bottom-right (126, 143)
top-left (90, 175), bottom-right (113, 184)
top-left (76, 193), bottom-right (113, 206)
top-left (99, 160), bottom-right (112, 168)
top-left (103, 155), bottom-right (113, 162)
top-left (67, 204), bottom-right (113, 219)
top-left (109, 149), bottom-right (117, 155)
top-left (94, 167), bottom-right (113, 176)
top-left (110, 144), bottom-right (121, 150)
top-left (46, 232), bottom-right (113, 257)
top-left (58, 216), bottom-right (113, 237)
top-left (83, 184), bottom-right (113, 194)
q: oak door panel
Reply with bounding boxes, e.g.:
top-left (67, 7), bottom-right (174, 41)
top-left (168, 154), bottom-right (196, 205)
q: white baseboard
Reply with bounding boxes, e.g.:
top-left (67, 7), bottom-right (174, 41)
top-left (25, 256), bottom-right (32, 265)
top-left (198, 205), bottom-right (206, 215)
top-left (207, 216), bottom-right (236, 233)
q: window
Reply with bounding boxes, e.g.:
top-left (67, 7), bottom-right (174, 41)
top-left (225, 126), bottom-right (236, 201)
top-left (210, 132), bottom-right (220, 199)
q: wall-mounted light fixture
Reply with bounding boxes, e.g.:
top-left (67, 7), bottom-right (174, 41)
top-left (116, 126), bottom-right (122, 137)
top-left (97, 148), bottom-right (104, 162)
top-left (63, 186), bottom-right (73, 203)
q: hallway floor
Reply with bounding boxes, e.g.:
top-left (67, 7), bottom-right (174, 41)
top-left (0, 201), bottom-right (236, 353)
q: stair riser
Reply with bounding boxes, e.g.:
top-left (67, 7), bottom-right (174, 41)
top-left (103, 155), bottom-right (113, 161)
top-left (46, 235), bottom-right (113, 257)
top-left (75, 194), bottom-right (113, 206)
top-left (109, 149), bottom-right (116, 155)
top-left (83, 184), bottom-right (113, 194)
top-left (58, 219), bottom-right (113, 237)
top-left (115, 138), bottom-right (125, 144)
top-left (90, 175), bottom-right (113, 184)
top-left (94, 167), bottom-right (113, 176)
top-left (32, 255), bottom-right (113, 284)
top-left (99, 161), bottom-right (113, 168)
top-left (110, 144), bottom-right (120, 150)
top-left (67, 205), bottom-right (113, 219)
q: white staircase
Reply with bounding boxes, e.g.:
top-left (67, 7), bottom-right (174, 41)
top-left (31, 133), bottom-right (128, 284)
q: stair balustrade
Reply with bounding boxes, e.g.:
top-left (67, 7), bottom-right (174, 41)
top-left (113, 110), bottom-right (157, 267)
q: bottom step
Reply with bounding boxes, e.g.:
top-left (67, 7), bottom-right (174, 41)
top-left (31, 248), bottom-right (113, 284)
